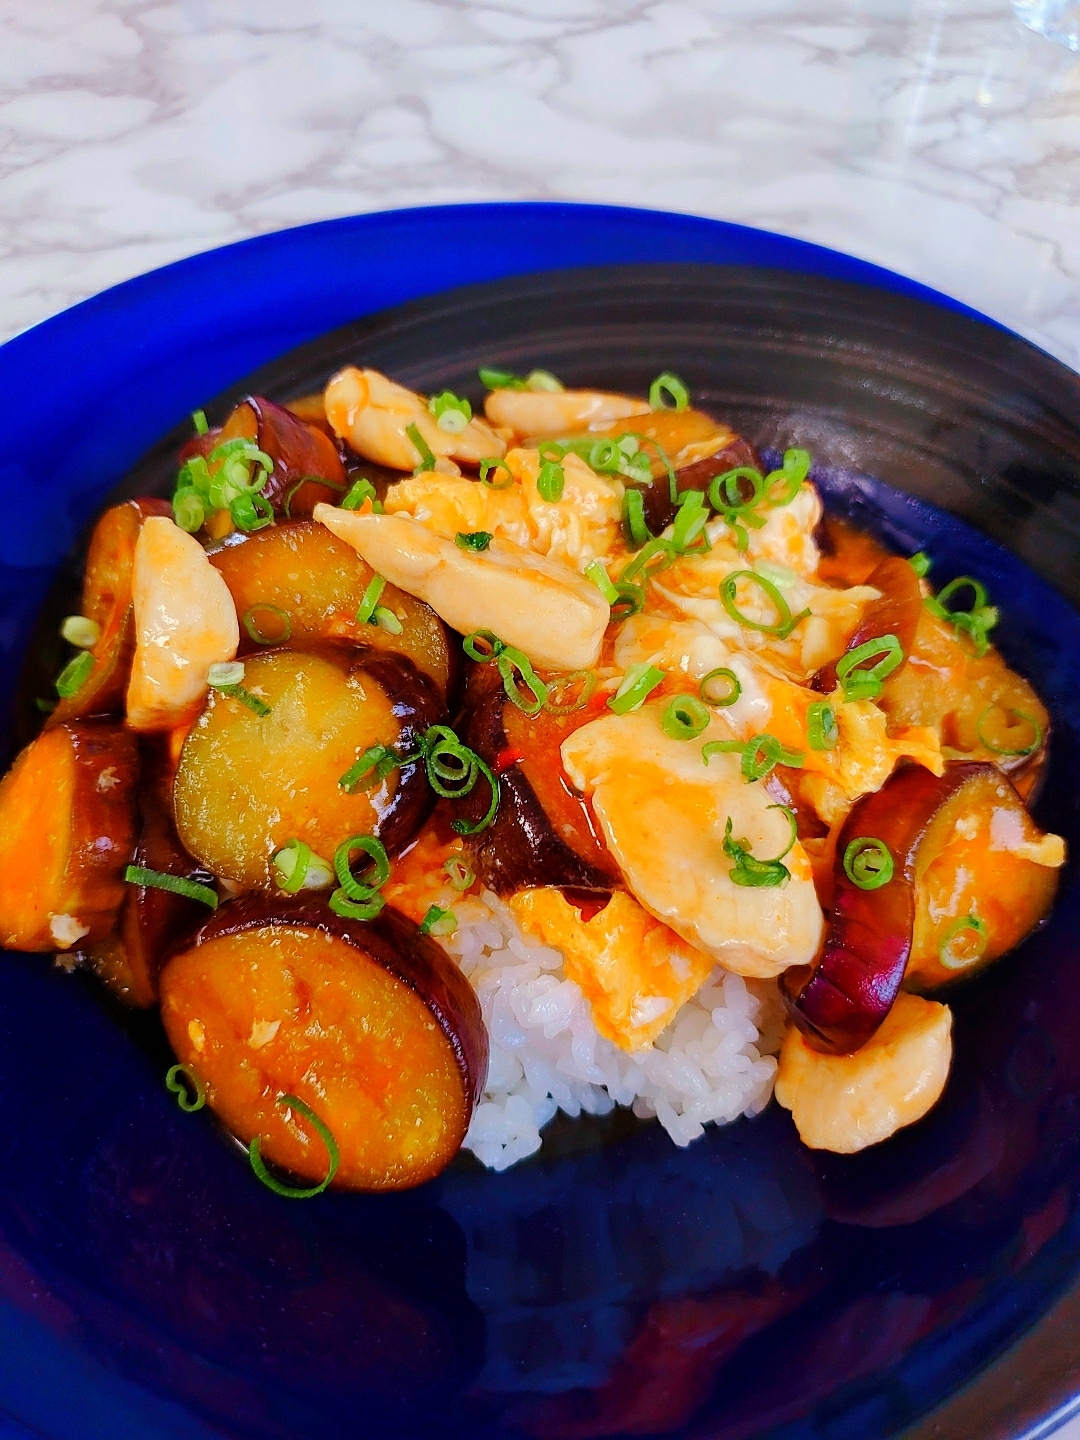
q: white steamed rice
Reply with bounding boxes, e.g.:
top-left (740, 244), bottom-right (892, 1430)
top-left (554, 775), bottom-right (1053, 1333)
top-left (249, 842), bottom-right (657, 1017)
top-left (439, 888), bottom-right (785, 1171)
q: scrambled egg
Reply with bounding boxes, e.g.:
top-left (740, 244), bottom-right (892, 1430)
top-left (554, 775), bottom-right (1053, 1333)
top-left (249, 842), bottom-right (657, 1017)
top-left (509, 888), bottom-right (714, 1051)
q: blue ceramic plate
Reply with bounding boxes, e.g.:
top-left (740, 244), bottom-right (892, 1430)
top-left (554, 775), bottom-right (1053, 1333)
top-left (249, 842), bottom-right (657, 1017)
top-left (1, 205), bottom-right (1079, 1440)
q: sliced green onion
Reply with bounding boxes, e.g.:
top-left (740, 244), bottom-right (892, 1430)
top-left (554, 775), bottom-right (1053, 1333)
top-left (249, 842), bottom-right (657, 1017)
top-left (661, 694), bottom-right (710, 740)
top-left (273, 838), bottom-right (312, 894)
top-left (339, 742), bottom-right (401, 793)
top-left (585, 559), bottom-right (618, 604)
top-left (356, 573), bottom-right (387, 624)
top-left (208, 661), bottom-right (246, 688)
top-left (939, 915), bottom-right (988, 971)
top-left (842, 837), bottom-right (894, 890)
top-left (708, 467), bottom-right (764, 515)
top-left (526, 369), bottom-right (563, 393)
top-left (836, 634), bottom-right (903, 702)
top-left (536, 442), bottom-right (566, 503)
top-left (463, 629), bottom-right (502, 662)
top-left (373, 606), bottom-right (403, 634)
top-left (497, 645), bottom-right (549, 715)
top-left (762, 448), bottom-right (811, 508)
top-left (609, 580), bottom-right (645, 623)
top-left (543, 670), bottom-right (598, 713)
top-left (419, 904), bottom-right (457, 937)
top-left (173, 489), bottom-right (205, 533)
top-left (283, 474), bottom-right (346, 519)
top-left (455, 530), bottom-right (493, 551)
top-left (405, 422), bottom-right (436, 474)
top-left (243, 604), bottom-right (291, 645)
top-left (419, 725), bottom-right (500, 834)
top-left (976, 705), bottom-right (1044, 758)
top-left (192, 409), bottom-right (209, 436)
top-left (620, 537), bottom-right (675, 587)
top-left (333, 834), bottom-right (390, 901)
top-left (429, 391), bottom-right (473, 434)
top-left (249, 1093), bottom-right (340, 1199)
top-left (699, 668), bottom-right (741, 707)
top-left (60, 615), bottom-right (100, 649)
top-left (479, 366), bottom-right (528, 391)
top-left (672, 490), bottom-right (709, 553)
top-left (649, 372), bottom-right (690, 412)
top-left (722, 817), bottom-right (790, 888)
top-left (165, 1063), bottom-right (205, 1113)
top-left (479, 457), bottom-right (515, 489)
top-left (341, 477), bottom-right (382, 512)
top-left (807, 700), bottom-right (839, 750)
top-left (33, 697), bottom-right (56, 714)
top-left (702, 739), bottom-right (746, 764)
top-left (55, 651), bottom-right (95, 699)
top-left (222, 685), bottom-right (271, 716)
top-left (623, 488), bottom-right (652, 548)
top-left (329, 888), bottom-right (385, 919)
top-left (608, 663), bottom-right (664, 715)
top-left (909, 551), bottom-right (931, 578)
top-left (924, 575), bottom-right (999, 657)
top-left (124, 865), bottom-right (217, 908)
top-left (740, 733), bottom-right (805, 782)
top-left (767, 804), bottom-right (798, 861)
top-left (720, 570), bottom-right (809, 639)
top-left (443, 856), bottom-right (475, 891)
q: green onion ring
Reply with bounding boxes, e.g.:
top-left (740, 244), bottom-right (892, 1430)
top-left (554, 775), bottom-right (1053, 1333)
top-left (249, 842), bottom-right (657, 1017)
top-left (661, 693), bottom-right (711, 740)
top-left (356, 573), bottom-right (386, 625)
top-left (543, 670), bottom-right (598, 713)
top-left (648, 371), bottom-right (690, 412)
top-left (939, 914), bottom-right (988, 971)
top-left (607, 663), bottom-right (665, 715)
top-left (463, 629), bottom-right (503, 663)
top-left (699, 668), bottom-right (741, 707)
top-left (333, 834), bottom-right (389, 901)
top-left (623, 488), bottom-right (652, 548)
top-left (479, 457), bottom-right (515, 489)
top-left (585, 559), bottom-right (619, 604)
top-left (720, 570), bottom-right (809, 639)
top-left (707, 467), bottom-right (764, 515)
top-left (740, 733), bottom-right (805, 782)
top-left (405, 422), bottom-right (436, 474)
top-left (766, 804), bottom-right (799, 861)
top-left (701, 739), bottom-right (746, 764)
top-left (497, 646), bottom-right (549, 715)
top-left (55, 651), bottom-right (95, 699)
top-left (609, 580), bottom-right (645, 623)
top-left (836, 634), bottom-right (903, 702)
top-left (243, 603), bottom-right (291, 645)
top-left (842, 837), bottom-right (895, 890)
top-left (976, 705), bottom-right (1044, 758)
top-left (443, 857), bottom-right (475, 891)
top-left (249, 1093), bottom-right (340, 1199)
top-left (165, 1063), bottom-right (205, 1113)
top-left (807, 700), bottom-right (839, 751)
top-left (328, 888), bottom-right (385, 920)
top-left (273, 838), bottom-right (312, 894)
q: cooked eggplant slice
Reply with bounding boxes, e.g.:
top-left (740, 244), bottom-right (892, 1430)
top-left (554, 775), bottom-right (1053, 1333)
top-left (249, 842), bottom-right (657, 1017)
top-left (174, 647), bottom-right (444, 889)
top-left (159, 894), bottom-right (487, 1191)
top-left (209, 519), bottom-right (457, 696)
top-left (85, 739), bottom-right (215, 1007)
top-left (0, 721), bottom-right (139, 952)
top-left (458, 689), bottom-right (618, 895)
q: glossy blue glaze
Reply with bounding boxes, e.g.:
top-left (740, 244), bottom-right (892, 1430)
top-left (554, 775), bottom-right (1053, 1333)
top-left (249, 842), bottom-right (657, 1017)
top-left (0, 205), bottom-right (1077, 1440)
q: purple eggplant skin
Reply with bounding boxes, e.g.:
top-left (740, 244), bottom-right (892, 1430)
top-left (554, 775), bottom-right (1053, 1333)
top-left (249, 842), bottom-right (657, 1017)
top-left (642, 437), bottom-right (763, 534)
top-left (169, 890), bottom-right (489, 1112)
top-left (457, 689), bottom-right (619, 896)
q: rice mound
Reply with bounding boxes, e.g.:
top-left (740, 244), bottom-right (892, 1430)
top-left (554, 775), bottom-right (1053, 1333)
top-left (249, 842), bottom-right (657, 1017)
top-left (442, 889), bottom-right (785, 1171)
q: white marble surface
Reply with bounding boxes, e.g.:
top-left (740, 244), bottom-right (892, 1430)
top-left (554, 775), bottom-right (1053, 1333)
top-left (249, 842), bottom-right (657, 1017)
top-left (2, 0), bottom-right (1080, 373)
top-left (1, 4), bottom-right (1080, 1436)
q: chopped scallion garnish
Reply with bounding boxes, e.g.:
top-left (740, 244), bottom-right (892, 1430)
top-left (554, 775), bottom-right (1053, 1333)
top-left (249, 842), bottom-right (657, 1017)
top-left (272, 838), bottom-right (332, 893)
top-left (909, 551), bottom-right (931, 578)
top-left (585, 559), bottom-right (618, 604)
top-left (623, 487), bottom-right (652, 549)
top-left (341, 477), bottom-right (383, 512)
top-left (924, 575), bottom-right (999, 657)
top-left (649, 371), bottom-right (690, 412)
top-left (373, 606), bottom-right (403, 634)
top-left (842, 837), bottom-right (894, 890)
top-left (543, 670), bottom-right (598, 713)
top-left (479, 457), bottom-right (515, 489)
top-left (192, 409), bottom-right (209, 436)
top-left (419, 904), bottom-right (457, 937)
top-left (761, 448), bottom-right (810, 508)
top-left (356, 573), bottom-right (387, 624)
top-left (249, 1093), bottom-right (340, 1199)
top-left (55, 651), bottom-right (95, 699)
top-left (243, 603), bottom-right (291, 645)
top-left (722, 814), bottom-right (792, 888)
top-left (720, 570), bottom-right (809, 639)
top-left (661, 694), bottom-right (710, 740)
top-left (975, 705), bottom-right (1043, 757)
top-left (939, 915), bottom-right (988, 971)
top-left (339, 742), bottom-right (401, 793)
top-left (807, 700), bottom-right (839, 750)
top-left (609, 579), bottom-right (645, 623)
top-left (608, 663), bottom-right (664, 715)
top-left (479, 367), bottom-right (528, 391)
top-left (165, 1063), bottom-right (205, 1112)
top-left (405, 422), bottom-right (436, 474)
top-left (428, 391), bottom-right (473, 434)
top-left (208, 661), bottom-right (246, 689)
top-left (125, 865), bottom-right (217, 907)
top-left (536, 441), bottom-right (566, 503)
top-left (455, 531), bottom-right (493, 551)
top-left (443, 856), bottom-right (475, 891)
top-left (699, 668), bottom-right (741, 707)
top-left (835, 634), bottom-right (903, 702)
top-left (60, 615), bottom-right (100, 650)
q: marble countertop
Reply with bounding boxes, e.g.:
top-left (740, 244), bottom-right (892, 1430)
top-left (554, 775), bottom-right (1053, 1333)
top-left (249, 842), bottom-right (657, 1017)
top-left (2, 4), bottom-right (1080, 1438)
top-left (2, 0), bottom-right (1080, 373)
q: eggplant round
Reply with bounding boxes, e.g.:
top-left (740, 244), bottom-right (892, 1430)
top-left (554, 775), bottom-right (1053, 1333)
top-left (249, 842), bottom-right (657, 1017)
top-left (174, 646), bottom-right (445, 889)
top-left (159, 892), bottom-right (488, 1191)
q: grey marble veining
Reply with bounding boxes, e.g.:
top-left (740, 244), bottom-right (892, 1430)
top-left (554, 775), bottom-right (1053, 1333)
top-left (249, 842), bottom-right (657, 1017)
top-left (2, 0), bottom-right (1080, 367)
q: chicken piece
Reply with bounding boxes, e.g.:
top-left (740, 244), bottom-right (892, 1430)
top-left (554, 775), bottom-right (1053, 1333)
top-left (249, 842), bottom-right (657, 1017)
top-left (382, 446), bottom-right (623, 571)
top-left (484, 387), bottom-right (649, 439)
top-left (324, 366), bottom-right (504, 470)
top-left (314, 505), bottom-right (609, 671)
top-left (509, 888), bottom-right (715, 1051)
top-left (561, 705), bottom-right (824, 978)
top-left (126, 517), bottom-right (239, 732)
top-left (774, 992), bottom-right (952, 1152)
